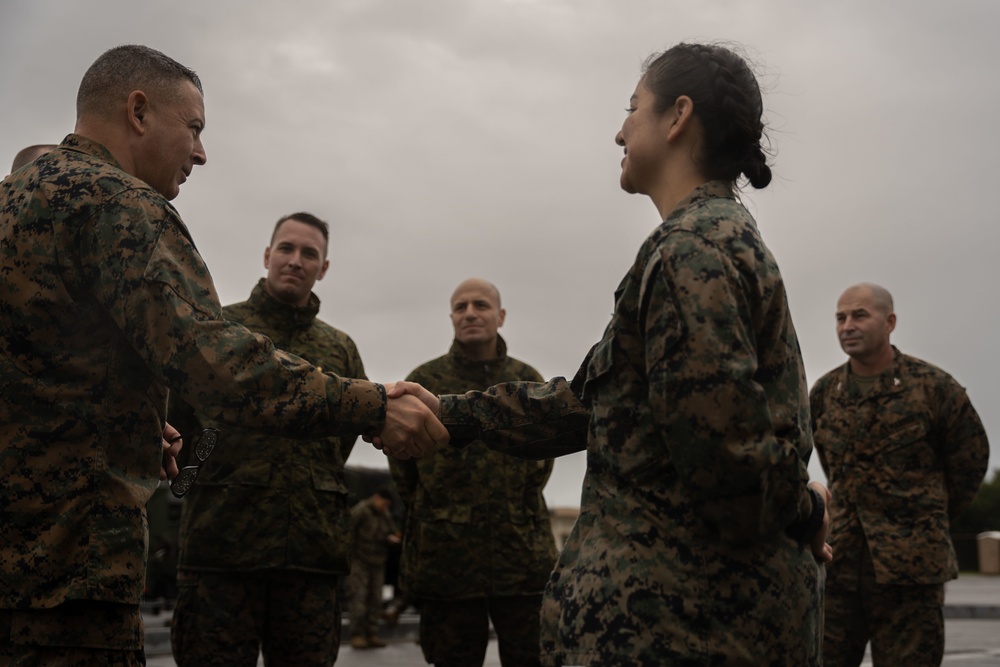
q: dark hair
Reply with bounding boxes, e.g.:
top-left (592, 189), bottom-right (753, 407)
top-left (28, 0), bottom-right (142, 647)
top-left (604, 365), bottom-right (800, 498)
top-left (271, 212), bottom-right (330, 254)
top-left (642, 42), bottom-right (771, 189)
top-left (373, 486), bottom-right (394, 502)
top-left (76, 45), bottom-right (203, 120)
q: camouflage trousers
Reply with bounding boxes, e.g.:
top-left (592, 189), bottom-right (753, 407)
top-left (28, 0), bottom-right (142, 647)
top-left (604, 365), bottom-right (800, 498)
top-left (171, 570), bottom-right (341, 667)
top-left (0, 601), bottom-right (145, 667)
top-left (824, 544), bottom-right (945, 666)
top-left (346, 559), bottom-right (385, 639)
top-left (420, 595), bottom-right (543, 667)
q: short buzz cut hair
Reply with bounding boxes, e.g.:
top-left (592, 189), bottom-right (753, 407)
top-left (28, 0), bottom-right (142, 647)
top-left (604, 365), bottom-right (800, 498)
top-left (76, 44), bottom-right (203, 120)
top-left (270, 212), bottom-right (330, 256)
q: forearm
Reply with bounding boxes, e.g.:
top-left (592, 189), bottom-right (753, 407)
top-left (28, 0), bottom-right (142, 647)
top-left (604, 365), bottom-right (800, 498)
top-left (438, 377), bottom-right (590, 460)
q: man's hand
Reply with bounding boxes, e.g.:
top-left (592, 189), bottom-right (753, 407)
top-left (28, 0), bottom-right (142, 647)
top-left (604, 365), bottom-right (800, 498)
top-left (161, 422), bottom-right (183, 481)
top-left (808, 480), bottom-right (834, 563)
top-left (374, 384), bottom-right (448, 459)
top-left (385, 380), bottom-right (441, 414)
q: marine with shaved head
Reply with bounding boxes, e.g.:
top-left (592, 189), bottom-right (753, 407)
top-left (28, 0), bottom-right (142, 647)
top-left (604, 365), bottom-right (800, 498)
top-left (810, 282), bottom-right (989, 667)
top-left (389, 278), bottom-right (556, 666)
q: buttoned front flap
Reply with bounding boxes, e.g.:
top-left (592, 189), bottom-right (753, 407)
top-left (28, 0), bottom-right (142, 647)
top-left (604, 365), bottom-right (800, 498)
top-left (309, 463), bottom-right (348, 494)
top-left (875, 416), bottom-right (940, 503)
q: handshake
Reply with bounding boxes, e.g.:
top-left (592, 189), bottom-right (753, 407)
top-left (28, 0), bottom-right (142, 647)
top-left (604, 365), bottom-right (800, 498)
top-left (368, 381), bottom-right (448, 459)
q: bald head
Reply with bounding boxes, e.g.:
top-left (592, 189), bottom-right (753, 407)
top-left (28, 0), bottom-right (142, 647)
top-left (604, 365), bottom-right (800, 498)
top-left (450, 278), bottom-right (506, 360)
top-left (450, 278), bottom-right (501, 308)
top-left (836, 282), bottom-right (897, 372)
top-left (10, 144), bottom-right (58, 173)
top-left (840, 283), bottom-right (894, 315)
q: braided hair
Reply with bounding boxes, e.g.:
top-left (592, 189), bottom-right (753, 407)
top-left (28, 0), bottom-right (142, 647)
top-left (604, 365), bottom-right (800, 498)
top-left (642, 43), bottom-right (771, 189)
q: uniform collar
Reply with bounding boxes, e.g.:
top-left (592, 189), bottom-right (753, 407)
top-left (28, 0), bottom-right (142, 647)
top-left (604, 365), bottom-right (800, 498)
top-left (60, 133), bottom-right (124, 170)
top-left (832, 345), bottom-right (906, 401)
top-left (663, 180), bottom-right (736, 223)
top-left (447, 335), bottom-right (508, 367)
top-left (247, 278), bottom-right (320, 326)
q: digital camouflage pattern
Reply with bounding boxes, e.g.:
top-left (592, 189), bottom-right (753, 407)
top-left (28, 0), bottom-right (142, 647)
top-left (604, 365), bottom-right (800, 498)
top-left (389, 337), bottom-right (556, 601)
top-left (439, 181), bottom-right (823, 666)
top-left (822, 537), bottom-right (945, 666)
top-left (811, 349), bottom-right (988, 665)
top-left (347, 498), bottom-right (398, 639)
top-left (0, 136), bottom-right (385, 648)
top-left (391, 337), bottom-right (554, 665)
top-left (175, 279), bottom-right (367, 574)
top-left (170, 571), bottom-right (341, 667)
top-left (810, 348), bottom-right (989, 584)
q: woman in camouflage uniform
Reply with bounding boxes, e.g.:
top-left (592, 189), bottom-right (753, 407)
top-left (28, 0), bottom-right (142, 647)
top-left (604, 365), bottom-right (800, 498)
top-left (388, 42), bottom-right (830, 666)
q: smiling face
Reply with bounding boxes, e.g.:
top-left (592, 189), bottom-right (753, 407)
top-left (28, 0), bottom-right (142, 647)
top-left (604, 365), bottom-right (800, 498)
top-left (132, 79), bottom-right (206, 200)
top-left (263, 218), bottom-right (330, 307)
top-left (450, 278), bottom-right (505, 359)
top-left (614, 79), bottom-right (674, 197)
top-left (836, 286), bottom-right (896, 369)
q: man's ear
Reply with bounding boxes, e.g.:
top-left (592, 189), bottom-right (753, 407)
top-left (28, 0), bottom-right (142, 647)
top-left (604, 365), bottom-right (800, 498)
top-left (127, 90), bottom-right (150, 135)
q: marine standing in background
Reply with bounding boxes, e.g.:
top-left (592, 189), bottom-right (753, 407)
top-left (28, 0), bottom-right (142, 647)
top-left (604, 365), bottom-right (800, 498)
top-left (0, 44), bottom-right (444, 667)
top-left (390, 278), bottom-right (556, 667)
top-left (347, 487), bottom-right (400, 650)
top-left (811, 283), bottom-right (989, 667)
top-left (170, 212), bottom-right (367, 666)
top-left (385, 42), bottom-right (832, 666)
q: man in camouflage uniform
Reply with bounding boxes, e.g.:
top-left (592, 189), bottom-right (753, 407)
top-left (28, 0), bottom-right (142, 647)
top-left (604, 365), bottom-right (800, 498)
top-left (389, 278), bottom-right (557, 667)
top-left (387, 182), bottom-right (830, 666)
top-left (0, 44), bottom-right (444, 666)
top-left (169, 212), bottom-right (367, 666)
top-left (346, 487), bottom-right (400, 650)
top-left (811, 283), bottom-right (989, 666)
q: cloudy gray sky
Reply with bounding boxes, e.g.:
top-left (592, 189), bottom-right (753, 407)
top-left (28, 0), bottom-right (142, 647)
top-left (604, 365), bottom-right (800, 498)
top-left (3, 0), bottom-right (998, 507)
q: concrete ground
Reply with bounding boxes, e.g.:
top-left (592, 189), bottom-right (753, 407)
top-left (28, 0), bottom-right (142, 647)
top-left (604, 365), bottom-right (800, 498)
top-left (145, 575), bottom-right (1000, 666)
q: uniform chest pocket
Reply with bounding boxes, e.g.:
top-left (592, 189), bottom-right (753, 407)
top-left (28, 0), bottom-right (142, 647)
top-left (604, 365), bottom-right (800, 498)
top-left (877, 419), bottom-right (938, 475)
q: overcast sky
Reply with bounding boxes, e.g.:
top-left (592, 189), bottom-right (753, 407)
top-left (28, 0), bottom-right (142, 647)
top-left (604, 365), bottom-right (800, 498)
top-left (3, 0), bottom-right (998, 508)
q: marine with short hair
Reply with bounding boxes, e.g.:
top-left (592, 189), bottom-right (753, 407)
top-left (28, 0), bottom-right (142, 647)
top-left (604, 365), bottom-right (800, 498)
top-left (169, 212), bottom-right (368, 666)
top-left (811, 282), bottom-right (989, 666)
top-left (390, 278), bottom-right (556, 667)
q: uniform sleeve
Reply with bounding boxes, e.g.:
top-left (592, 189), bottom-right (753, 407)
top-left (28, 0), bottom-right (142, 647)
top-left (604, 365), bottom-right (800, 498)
top-left (80, 193), bottom-right (385, 438)
top-left (937, 383), bottom-right (989, 518)
top-left (644, 234), bottom-right (811, 542)
top-left (437, 376), bottom-right (591, 460)
top-left (337, 335), bottom-right (369, 460)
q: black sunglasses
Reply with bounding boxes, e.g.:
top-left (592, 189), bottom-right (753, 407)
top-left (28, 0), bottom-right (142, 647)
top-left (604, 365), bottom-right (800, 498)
top-left (168, 428), bottom-right (219, 498)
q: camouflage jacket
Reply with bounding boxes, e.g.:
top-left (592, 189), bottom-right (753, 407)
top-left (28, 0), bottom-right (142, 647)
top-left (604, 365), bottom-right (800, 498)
top-left (389, 338), bottom-right (557, 600)
top-left (0, 135), bottom-right (385, 613)
top-left (175, 279), bottom-right (367, 574)
top-left (350, 498), bottom-right (398, 566)
top-left (438, 182), bottom-right (823, 666)
top-left (810, 348), bottom-right (989, 585)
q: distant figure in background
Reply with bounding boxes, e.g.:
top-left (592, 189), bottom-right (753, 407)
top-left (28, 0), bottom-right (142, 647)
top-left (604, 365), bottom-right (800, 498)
top-left (8, 143), bottom-right (57, 174)
top-left (390, 277), bottom-right (555, 667)
top-left (347, 487), bottom-right (400, 650)
top-left (811, 283), bottom-right (989, 667)
top-left (170, 212), bottom-right (367, 666)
